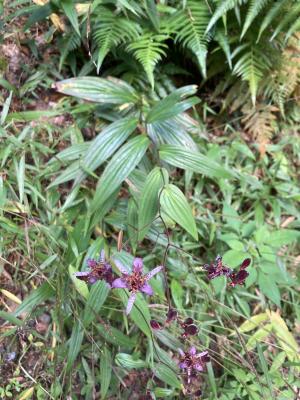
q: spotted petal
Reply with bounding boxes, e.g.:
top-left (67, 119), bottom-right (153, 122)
top-left (112, 278), bottom-right (128, 289)
top-left (194, 363), bottom-right (203, 371)
top-left (140, 282), bottom-right (153, 296)
top-left (133, 257), bottom-right (143, 273)
top-left (179, 361), bottom-right (188, 369)
top-left (145, 265), bottom-right (163, 281)
top-left (126, 293), bottom-right (136, 315)
top-left (74, 271), bottom-right (90, 281)
top-left (189, 346), bottom-right (197, 356)
top-left (113, 259), bottom-right (129, 275)
top-left (178, 348), bottom-right (185, 357)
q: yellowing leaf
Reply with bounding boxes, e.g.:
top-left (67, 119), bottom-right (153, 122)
top-left (246, 323), bottom-right (273, 350)
top-left (238, 313), bottom-right (269, 333)
top-left (1, 289), bottom-right (22, 304)
top-left (268, 311), bottom-right (299, 365)
top-left (18, 387), bottom-right (34, 400)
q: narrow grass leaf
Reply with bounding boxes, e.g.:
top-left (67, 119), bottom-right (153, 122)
top-left (153, 363), bottom-right (182, 389)
top-left (14, 282), bottom-right (55, 317)
top-left (257, 343), bottom-right (273, 397)
top-left (115, 353), bottom-right (147, 369)
top-left (100, 346), bottom-right (112, 399)
top-left (66, 321), bottom-right (84, 371)
top-left (83, 280), bottom-right (110, 326)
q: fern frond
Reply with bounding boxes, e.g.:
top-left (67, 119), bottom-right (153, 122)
top-left (59, 32), bottom-right (81, 71)
top-left (92, 6), bottom-right (141, 72)
top-left (262, 36), bottom-right (300, 115)
top-left (171, 0), bottom-right (211, 77)
top-left (257, 0), bottom-right (287, 41)
top-left (233, 45), bottom-right (272, 105)
top-left (206, 0), bottom-right (246, 32)
top-left (242, 103), bottom-right (278, 155)
top-left (127, 32), bottom-right (168, 88)
top-left (241, 0), bottom-right (270, 38)
top-left (215, 28), bottom-right (232, 69)
top-left (270, 2), bottom-right (300, 41)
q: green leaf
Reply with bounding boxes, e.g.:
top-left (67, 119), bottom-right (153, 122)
top-left (100, 347), bottom-right (112, 399)
top-left (96, 324), bottom-right (136, 349)
top-left (83, 280), bottom-right (110, 327)
top-left (222, 250), bottom-right (249, 268)
top-left (138, 167), bottom-right (168, 241)
top-left (159, 145), bottom-right (234, 179)
top-left (90, 135), bottom-right (150, 213)
top-left (127, 198), bottom-right (138, 253)
top-left (153, 363), bottom-right (181, 389)
top-left (170, 279), bottom-right (184, 310)
top-left (160, 184), bottom-right (198, 240)
top-left (0, 311), bottom-right (23, 327)
top-left (265, 229), bottom-right (300, 247)
top-left (74, 117), bottom-right (138, 185)
top-left (69, 264), bottom-right (89, 300)
top-left (61, 0), bottom-right (80, 36)
top-left (222, 203), bottom-right (242, 233)
top-left (146, 85), bottom-right (198, 123)
top-left (258, 272), bottom-right (281, 307)
top-left (55, 77), bottom-right (139, 104)
top-left (13, 282), bottom-right (55, 317)
top-left (67, 321), bottom-right (84, 371)
top-left (115, 353), bottom-right (147, 369)
top-left (117, 290), bottom-right (152, 338)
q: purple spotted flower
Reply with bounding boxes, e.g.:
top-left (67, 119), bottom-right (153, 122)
top-left (203, 255), bottom-right (232, 280)
top-left (178, 347), bottom-right (210, 383)
top-left (112, 257), bottom-right (163, 315)
top-left (74, 250), bottom-right (115, 286)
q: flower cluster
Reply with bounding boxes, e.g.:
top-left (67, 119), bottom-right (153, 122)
top-left (74, 250), bottom-right (115, 286)
top-left (75, 253), bottom-right (163, 315)
top-left (204, 255), bottom-right (251, 286)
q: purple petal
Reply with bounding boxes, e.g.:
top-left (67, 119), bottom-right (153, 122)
top-left (194, 363), bottom-right (203, 371)
top-left (145, 265), bottom-right (163, 281)
top-left (133, 258), bottom-right (143, 273)
top-left (86, 259), bottom-right (97, 268)
top-left (126, 293), bottom-right (136, 315)
top-left (179, 361), bottom-right (188, 369)
top-left (113, 259), bottom-right (129, 275)
top-left (112, 278), bottom-right (128, 289)
top-left (178, 348), bottom-right (185, 357)
top-left (100, 249), bottom-right (105, 262)
top-left (89, 276), bottom-right (98, 284)
top-left (197, 351), bottom-right (208, 358)
top-left (140, 282), bottom-right (153, 296)
top-left (189, 346), bottom-right (197, 356)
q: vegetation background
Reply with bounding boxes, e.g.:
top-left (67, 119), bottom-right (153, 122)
top-left (0, 0), bottom-right (300, 399)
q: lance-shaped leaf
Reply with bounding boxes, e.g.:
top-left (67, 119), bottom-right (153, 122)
top-left (54, 76), bottom-right (139, 104)
top-left (159, 144), bottom-right (234, 179)
top-left (90, 135), bottom-right (150, 213)
top-left (74, 117), bottom-right (138, 185)
top-left (100, 347), bottom-right (112, 399)
top-left (160, 184), bottom-right (198, 240)
top-left (146, 85), bottom-right (199, 123)
top-left (138, 167), bottom-right (168, 241)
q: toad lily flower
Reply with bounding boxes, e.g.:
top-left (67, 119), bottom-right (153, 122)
top-left (74, 250), bottom-right (115, 286)
top-left (179, 347), bottom-right (210, 384)
top-left (112, 257), bottom-right (163, 315)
